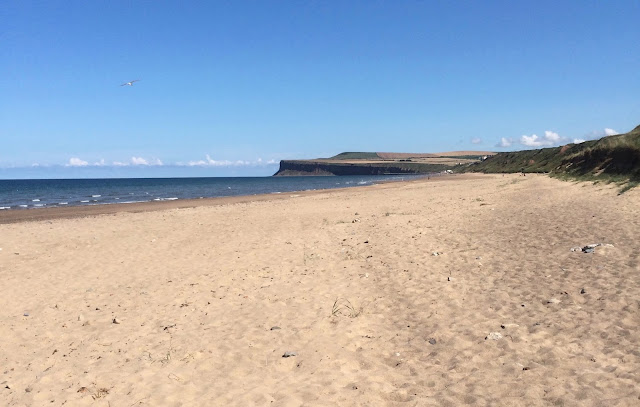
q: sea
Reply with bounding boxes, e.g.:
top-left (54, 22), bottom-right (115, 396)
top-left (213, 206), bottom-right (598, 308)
top-left (0, 175), bottom-right (427, 211)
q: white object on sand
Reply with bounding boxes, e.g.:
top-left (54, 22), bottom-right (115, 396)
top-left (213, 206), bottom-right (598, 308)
top-left (485, 332), bottom-right (502, 340)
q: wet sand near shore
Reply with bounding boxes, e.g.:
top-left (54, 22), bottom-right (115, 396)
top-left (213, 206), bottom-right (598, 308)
top-left (1, 173), bottom-right (639, 406)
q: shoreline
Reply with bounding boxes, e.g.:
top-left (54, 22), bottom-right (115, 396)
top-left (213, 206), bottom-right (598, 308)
top-left (0, 173), bottom-right (467, 224)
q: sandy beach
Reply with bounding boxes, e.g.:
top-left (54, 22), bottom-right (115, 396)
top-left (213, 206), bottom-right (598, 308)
top-left (1, 173), bottom-right (639, 406)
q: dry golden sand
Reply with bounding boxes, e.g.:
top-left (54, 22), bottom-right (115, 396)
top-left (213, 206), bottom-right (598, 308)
top-left (1, 174), bottom-right (639, 406)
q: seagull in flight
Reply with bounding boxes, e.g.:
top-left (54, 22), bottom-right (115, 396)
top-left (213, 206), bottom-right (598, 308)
top-left (120, 79), bottom-right (140, 86)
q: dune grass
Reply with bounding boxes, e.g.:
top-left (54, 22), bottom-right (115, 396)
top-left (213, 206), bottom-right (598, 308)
top-left (461, 124), bottom-right (640, 191)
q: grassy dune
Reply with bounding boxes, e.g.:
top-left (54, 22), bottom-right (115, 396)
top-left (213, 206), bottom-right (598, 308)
top-left (462, 124), bottom-right (640, 190)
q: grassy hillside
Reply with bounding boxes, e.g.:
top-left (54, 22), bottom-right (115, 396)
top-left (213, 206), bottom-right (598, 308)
top-left (328, 152), bottom-right (381, 160)
top-left (329, 151), bottom-right (495, 160)
top-left (462, 124), bottom-right (640, 190)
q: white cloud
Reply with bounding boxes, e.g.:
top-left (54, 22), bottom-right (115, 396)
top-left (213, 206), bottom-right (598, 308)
top-left (580, 127), bottom-right (621, 142)
top-left (520, 134), bottom-right (543, 147)
top-left (111, 157), bottom-right (162, 166)
top-left (520, 130), bottom-right (567, 147)
top-left (187, 155), bottom-right (230, 166)
top-left (56, 155), bottom-right (275, 168)
top-left (183, 155), bottom-right (279, 167)
top-left (499, 126), bottom-right (623, 149)
top-left (471, 137), bottom-right (482, 144)
top-left (131, 156), bottom-right (149, 165)
top-left (543, 130), bottom-right (561, 143)
top-left (67, 157), bottom-right (89, 167)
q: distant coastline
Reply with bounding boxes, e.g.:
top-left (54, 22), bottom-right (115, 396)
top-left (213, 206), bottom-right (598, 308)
top-left (274, 151), bottom-right (493, 176)
top-left (278, 124), bottom-right (640, 192)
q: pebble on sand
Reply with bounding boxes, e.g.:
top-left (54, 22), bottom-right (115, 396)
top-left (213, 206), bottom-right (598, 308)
top-left (282, 351), bottom-right (297, 358)
top-left (570, 243), bottom-right (614, 253)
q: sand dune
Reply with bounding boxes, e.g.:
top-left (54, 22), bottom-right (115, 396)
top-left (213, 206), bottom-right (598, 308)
top-left (1, 174), bottom-right (639, 406)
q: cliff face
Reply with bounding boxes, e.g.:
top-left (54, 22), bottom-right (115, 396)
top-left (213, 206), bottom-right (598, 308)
top-left (273, 160), bottom-right (449, 176)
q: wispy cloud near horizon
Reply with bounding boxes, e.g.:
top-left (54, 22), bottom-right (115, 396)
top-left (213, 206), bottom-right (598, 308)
top-left (66, 157), bottom-right (89, 167)
top-left (181, 155), bottom-right (277, 167)
top-left (496, 137), bottom-right (513, 148)
top-left (66, 156), bottom-right (164, 168)
top-left (41, 155), bottom-right (279, 170)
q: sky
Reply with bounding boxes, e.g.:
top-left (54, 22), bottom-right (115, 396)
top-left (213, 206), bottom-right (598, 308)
top-left (1, 1), bottom-right (639, 178)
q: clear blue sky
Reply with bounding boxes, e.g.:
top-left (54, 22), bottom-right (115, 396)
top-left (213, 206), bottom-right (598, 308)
top-left (1, 1), bottom-right (639, 178)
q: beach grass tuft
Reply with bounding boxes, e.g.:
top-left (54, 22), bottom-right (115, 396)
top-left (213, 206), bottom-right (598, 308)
top-left (331, 298), bottom-right (363, 318)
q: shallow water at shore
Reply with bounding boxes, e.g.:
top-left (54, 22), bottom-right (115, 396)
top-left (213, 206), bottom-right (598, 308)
top-left (0, 174), bottom-right (426, 210)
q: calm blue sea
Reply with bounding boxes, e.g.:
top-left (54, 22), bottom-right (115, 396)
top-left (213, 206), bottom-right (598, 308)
top-left (0, 175), bottom-right (426, 210)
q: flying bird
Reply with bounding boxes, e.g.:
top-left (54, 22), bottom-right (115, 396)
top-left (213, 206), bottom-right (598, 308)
top-left (120, 79), bottom-right (140, 86)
